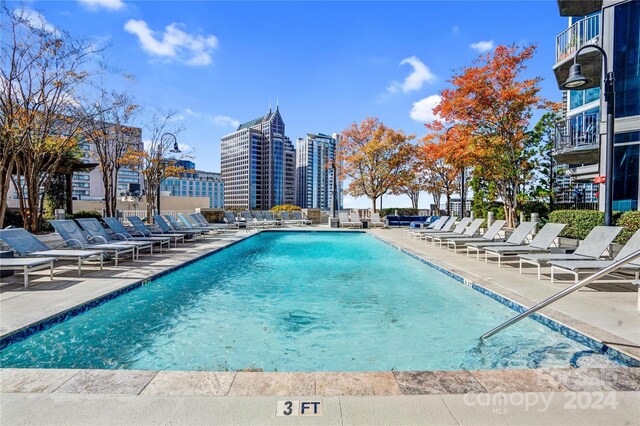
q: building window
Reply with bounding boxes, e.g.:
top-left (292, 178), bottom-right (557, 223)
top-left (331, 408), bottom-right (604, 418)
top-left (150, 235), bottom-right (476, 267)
top-left (614, 0), bottom-right (640, 118)
top-left (613, 143), bottom-right (639, 211)
top-left (569, 87), bottom-right (600, 110)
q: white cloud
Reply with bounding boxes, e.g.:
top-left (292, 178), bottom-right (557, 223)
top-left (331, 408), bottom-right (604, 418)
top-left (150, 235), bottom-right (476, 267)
top-left (212, 115), bottom-right (240, 128)
top-left (452, 25), bottom-right (459, 34)
top-left (77, 0), bottom-right (125, 11)
top-left (124, 19), bottom-right (218, 66)
top-left (410, 95), bottom-right (442, 123)
top-left (185, 108), bottom-right (199, 116)
top-left (470, 40), bottom-right (494, 53)
top-left (14, 8), bottom-right (58, 35)
top-left (386, 56), bottom-right (436, 94)
top-left (178, 143), bottom-right (192, 152)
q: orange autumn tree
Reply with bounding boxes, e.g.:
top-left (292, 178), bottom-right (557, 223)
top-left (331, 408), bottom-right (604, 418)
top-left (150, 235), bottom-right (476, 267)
top-left (337, 117), bottom-right (415, 212)
top-left (391, 144), bottom-right (428, 209)
top-left (433, 44), bottom-right (549, 227)
top-left (418, 134), bottom-right (460, 215)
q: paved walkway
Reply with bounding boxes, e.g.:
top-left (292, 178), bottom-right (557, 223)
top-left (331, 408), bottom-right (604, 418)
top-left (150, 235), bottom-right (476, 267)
top-left (368, 228), bottom-right (640, 361)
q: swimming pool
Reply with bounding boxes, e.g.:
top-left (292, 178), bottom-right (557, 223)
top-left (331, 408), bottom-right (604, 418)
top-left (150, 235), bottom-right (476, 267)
top-left (0, 232), bottom-right (621, 371)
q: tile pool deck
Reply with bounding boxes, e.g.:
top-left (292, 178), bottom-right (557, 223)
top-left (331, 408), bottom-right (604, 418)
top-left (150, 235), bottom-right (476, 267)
top-left (1, 227), bottom-right (639, 424)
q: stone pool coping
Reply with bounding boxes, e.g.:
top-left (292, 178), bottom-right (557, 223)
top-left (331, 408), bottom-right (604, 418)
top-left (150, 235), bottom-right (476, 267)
top-left (1, 367), bottom-right (639, 397)
top-left (1, 228), bottom-right (639, 400)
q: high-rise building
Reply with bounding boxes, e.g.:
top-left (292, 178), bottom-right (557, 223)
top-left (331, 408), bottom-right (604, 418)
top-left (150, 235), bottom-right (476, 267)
top-left (552, 0), bottom-right (639, 212)
top-left (160, 166), bottom-right (224, 209)
top-left (295, 132), bottom-right (342, 211)
top-left (220, 106), bottom-right (296, 210)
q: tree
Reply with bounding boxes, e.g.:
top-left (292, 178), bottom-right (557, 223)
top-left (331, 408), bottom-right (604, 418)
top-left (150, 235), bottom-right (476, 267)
top-left (391, 145), bottom-right (427, 209)
top-left (527, 109), bottom-right (562, 209)
top-left (78, 92), bottom-right (140, 218)
top-left (418, 138), bottom-right (460, 215)
top-left (432, 44), bottom-right (549, 227)
top-left (120, 112), bottom-right (188, 221)
top-left (0, 4), bottom-right (96, 231)
top-left (337, 117), bottom-right (415, 212)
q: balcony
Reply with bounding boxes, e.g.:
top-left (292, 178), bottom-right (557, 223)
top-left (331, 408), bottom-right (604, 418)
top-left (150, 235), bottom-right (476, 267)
top-left (557, 0), bottom-right (602, 16)
top-left (553, 13), bottom-right (602, 90)
top-left (554, 111), bottom-right (600, 164)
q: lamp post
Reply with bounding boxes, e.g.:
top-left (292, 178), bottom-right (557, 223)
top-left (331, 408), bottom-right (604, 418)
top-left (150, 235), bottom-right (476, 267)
top-left (560, 44), bottom-right (614, 226)
top-left (445, 126), bottom-right (466, 217)
top-left (330, 157), bottom-right (338, 218)
top-left (156, 133), bottom-right (181, 216)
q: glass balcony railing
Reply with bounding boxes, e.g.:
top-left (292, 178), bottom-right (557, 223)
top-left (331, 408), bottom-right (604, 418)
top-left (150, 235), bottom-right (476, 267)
top-left (556, 13), bottom-right (601, 63)
top-left (554, 111), bottom-right (600, 153)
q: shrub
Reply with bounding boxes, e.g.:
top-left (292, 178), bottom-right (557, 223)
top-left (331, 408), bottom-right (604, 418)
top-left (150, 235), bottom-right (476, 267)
top-left (548, 210), bottom-right (622, 240)
top-left (379, 208), bottom-right (419, 217)
top-left (615, 211), bottom-right (640, 244)
top-left (72, 210), bottom-right (102, 219)
top-left (269, 204), bottom-right (302, 212)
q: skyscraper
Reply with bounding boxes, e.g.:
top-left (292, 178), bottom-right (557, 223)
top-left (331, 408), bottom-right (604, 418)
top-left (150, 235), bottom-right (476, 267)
top-left (220, 106), bottom-right (296, 210)
top-left (295, 132), bottom-right (342, 211)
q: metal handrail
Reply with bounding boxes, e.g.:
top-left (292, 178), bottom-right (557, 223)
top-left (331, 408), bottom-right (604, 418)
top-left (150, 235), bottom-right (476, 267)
top-left (481, 249), bottom-right (640, 340)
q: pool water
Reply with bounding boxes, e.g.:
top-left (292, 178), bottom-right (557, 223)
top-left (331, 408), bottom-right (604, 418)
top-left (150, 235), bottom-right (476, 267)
top-left (0, 232), bottom-right (618, 371)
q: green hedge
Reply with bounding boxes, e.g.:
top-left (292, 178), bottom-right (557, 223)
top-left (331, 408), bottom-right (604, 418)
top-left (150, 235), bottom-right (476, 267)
top-left (548, 210), bottom-right (623, 240)
top-left (72, 210), bottom-right (102, 219)
top-left (616, 211), bottom-right (640, 244)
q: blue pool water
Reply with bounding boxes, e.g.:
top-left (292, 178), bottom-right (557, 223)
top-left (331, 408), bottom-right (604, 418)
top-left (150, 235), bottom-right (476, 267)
top-left (0, 232), bottom-right (618, 371)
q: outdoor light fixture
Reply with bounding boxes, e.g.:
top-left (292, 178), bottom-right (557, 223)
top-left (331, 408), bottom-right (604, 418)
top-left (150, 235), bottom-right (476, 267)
top-left (560, 44), bottom-right (615, 226)
top-left (561, 63), bottom-right (592, 89)
top-left (157, 133), bottom-right (181, 216)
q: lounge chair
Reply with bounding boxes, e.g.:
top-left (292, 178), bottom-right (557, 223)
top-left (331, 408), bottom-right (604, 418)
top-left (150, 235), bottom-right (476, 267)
top-left (153, 215), bottom-right (200, 239)
top-left (263, 211), bottom-right (283, 226)
top-left (444, 220), bottom-right (507, 255)
top-left (414, 217), bottom-right (458, 240)
top-left (433, 218), bottom-right (485, 248)
top-left (50, 220), bottom-right (136, 266)
top-left (76, 218), bottom-right (154, 259)
top-left (0, 256), bottom-right (56, 288)
top-left (370, 213), bottom-right (386, 228)
top-left (339, 212), bottom-right (354, 228)
top-left (349, 211), bottom-right (364, 228)
top-left (482, 223), bottom-right (567, 267)
top-left (465, 222), bottom-right (537, 260)
top-left (0, 228), bottom-right (104, 277)
top-left (254, 211), bottom-right (279, 227)
top-left (223, 212), bottom-right (243, 229)
top-left (280, 211), bottom-right (300, 226)
top-left (518, 226), bottom-right (623, 279)
top-left (103, 217), bottom-right (171, 253)
top-left (128, 216), bottom-right (185, 246)
top-left (406, 216), bottom-right (449, 238)
top-left (241, 211), bottom-right (264, 228)
top-left (548, 229), bottom-right (640, 283)
top-left (190, 213), bottom-right (235, 232)
top-left (292, 211), bottom-right (312, 225)
top-left (164, 215), bottom-right (208, 237)
top-left (426, 218), bottom-right (472, 245)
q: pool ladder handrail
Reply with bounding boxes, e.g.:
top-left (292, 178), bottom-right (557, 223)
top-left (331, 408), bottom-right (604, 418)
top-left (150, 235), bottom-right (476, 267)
top-left (480, 249), bottom-right (640, 340)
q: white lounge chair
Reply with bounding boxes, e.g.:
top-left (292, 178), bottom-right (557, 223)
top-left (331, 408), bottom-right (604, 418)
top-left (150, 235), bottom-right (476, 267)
top-left (0, 257), bottom-right (56, 289)
top-left (350, 212), bottom-right (364, 228)
top-left (370, 213), bottom-right (386, 228)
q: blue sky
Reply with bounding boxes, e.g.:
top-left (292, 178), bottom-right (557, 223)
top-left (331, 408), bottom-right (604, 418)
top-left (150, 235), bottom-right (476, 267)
top-left (23, 0), bottom-right (567, 208)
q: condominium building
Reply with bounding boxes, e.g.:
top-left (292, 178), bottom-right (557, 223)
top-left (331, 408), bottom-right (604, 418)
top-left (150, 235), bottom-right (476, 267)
top-left (159, 166), bottom-right (224, 209)
top-left (295, 132), bottom-right (343, 211)
top-left (220, 106), bottom-right (296, 210)
top-left (7, 122), bottom-right (143, 204)
top-left (552, 0), bottom-right (639, 211)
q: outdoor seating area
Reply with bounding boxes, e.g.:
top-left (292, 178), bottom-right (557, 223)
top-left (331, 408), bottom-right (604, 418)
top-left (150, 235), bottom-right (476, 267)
top-left (0, 213), bottom-right (245, 289)
top-left (404, 217), bottom-right (640, 285)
